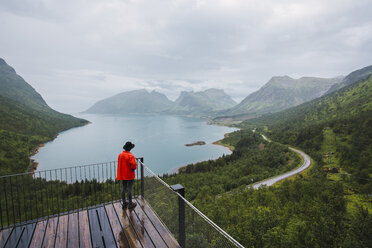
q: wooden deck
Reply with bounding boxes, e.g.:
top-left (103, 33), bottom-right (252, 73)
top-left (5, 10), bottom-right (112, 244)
top-left (0, 197), bottom-right (180, 248)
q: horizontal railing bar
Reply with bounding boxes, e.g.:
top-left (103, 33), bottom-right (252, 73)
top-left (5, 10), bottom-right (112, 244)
top-left (0, 158), bottom-right (144, 229)
top-left (0, 158), bottom-right (143, 179)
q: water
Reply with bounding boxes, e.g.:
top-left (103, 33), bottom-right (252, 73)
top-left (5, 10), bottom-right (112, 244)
top-left (32, 114), bottom-right (237, 175)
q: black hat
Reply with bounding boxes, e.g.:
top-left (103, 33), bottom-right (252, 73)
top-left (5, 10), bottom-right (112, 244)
top-left (123, 141), bottom-right (135, 151)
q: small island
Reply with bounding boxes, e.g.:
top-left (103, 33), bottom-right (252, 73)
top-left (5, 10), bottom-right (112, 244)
top-left (185, 141), bottom-right (206, 147)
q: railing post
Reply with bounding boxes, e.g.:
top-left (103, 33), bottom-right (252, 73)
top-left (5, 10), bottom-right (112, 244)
top-left (140, 158), bottom-right (144, 198)
top-left (171, 184), bottom-right (185, 248)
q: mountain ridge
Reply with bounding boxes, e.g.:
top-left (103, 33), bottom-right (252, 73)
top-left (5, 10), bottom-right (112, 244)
top-left (223, 75), bottom-right (341, 117)
top-left (167, 88), bottom-right (236, 117)
top-left (326, 65), bottom-right (372, 94)
top-left (85, 88), bottom-right (237, 117)
top-left (0, 58), bottom-right (49, 111)
top-left (0, 58), bottom-right (88, 175)
top-left (84, 89), bottom-right (174, 114)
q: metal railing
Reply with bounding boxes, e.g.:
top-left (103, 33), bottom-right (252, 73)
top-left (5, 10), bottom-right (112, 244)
top-left (0, 158), bottom-right (244, 248)
top-left (0, 159), bottom-right (142, 229)
top-left (139, 160), bottom-right (245, 248)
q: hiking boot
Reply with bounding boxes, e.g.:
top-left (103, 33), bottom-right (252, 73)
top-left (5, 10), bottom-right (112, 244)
top-left (122, 201), bottom-right (129, 209)
top-left (128, 202), bottom-right (137, 209)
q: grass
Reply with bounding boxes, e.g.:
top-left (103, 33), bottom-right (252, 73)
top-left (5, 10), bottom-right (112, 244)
top-left (319, 127), bottom-right (372, 214)
top-left (345, 194), bottom-right (372, 214)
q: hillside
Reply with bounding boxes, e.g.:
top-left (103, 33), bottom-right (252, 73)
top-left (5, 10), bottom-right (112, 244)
top-left (166, 88), bottom-right (236, 116)
top-left (84, 89), bottom-right (173, 114)
top-left (240, 67), bottom-right (372, 194)
top-left (162, 66), bottom-right (372, 247)
top-left (0, 58), bottom-right (88, 175)
top-left (326, 65), bottom-right (372, 94)
top-left (241, 73), bottom-right (372, 132)
top-left (218, 75), bottom-right (341, 118)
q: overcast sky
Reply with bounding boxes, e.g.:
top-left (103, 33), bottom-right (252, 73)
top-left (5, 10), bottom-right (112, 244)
top-left (1, 0), bottom-right (371, 113)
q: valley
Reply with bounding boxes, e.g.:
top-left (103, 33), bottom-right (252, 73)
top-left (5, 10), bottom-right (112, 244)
top-left (0, 57), bottom-right (371, 247)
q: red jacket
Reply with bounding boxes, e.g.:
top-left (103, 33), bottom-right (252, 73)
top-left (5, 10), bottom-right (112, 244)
top-left (117, 151), bottom-right (137, 180)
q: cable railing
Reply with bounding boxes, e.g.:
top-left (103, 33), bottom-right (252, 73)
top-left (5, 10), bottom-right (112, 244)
top-left (140, 160), bottom-right (244, 248)
top-left (0, 159), bottom-right (142, 229)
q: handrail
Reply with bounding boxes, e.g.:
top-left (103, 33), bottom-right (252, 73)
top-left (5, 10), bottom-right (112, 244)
top-left (139, 160), bottom-right (245, 248)
top-left (0, 160), bottom-right (142, 228)
top-left (0, 161), bottom-right (118, 179)
top-left (1, 158), bottom-right (245, 248)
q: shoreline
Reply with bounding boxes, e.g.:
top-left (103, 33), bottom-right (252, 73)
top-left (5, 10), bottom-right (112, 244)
top-left (28, 114), bottom-right (234, 175)
top-left (176, 132), bottom-right (234, 173)
top-left (29, 143), bottom-right (44, 174)
top-left (28, 121), bottom-right (91, 174)
top-left (211, 133), bottom-right (234, 152)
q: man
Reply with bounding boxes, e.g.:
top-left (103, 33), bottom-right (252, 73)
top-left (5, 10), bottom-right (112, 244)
top-left (117, 141), bottom-right (137, 209)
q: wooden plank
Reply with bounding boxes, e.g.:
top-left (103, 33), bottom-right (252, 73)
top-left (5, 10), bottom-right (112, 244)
top-left (98, 206), bottom-right (117, 248)
top-left (113, 202), bottom-right (143, 248)
top-left (88, 207), bottom-right (116, 248)
top-left (5, 223), bottom-right (36, 248)
top-left (16, 223), bottom-right (37, 247)
top-left (79, 211), bottom-right (92, 248)
top-left (42, 217), bottom-right (58, 248)
top-left (105, 204), bottom-right (130, 248)
top-left (137, 198), bottom-right (180, 248)
top-left (54, 214), bottom-right (68, 248)
top-left (133, 199), bottom-right (173, 248)
top-left (29, 219), bottom-right (48, 248)
top-left (87, 208), bottom-right (104, 248)
top-left (4, 226), bottom-right (23, 248)
top-left (123, 204), bottom-right (155, 248)
top-left (0, 227), bottom-right (13, 247)
top-left (67, 212), bottom-right (79, 248)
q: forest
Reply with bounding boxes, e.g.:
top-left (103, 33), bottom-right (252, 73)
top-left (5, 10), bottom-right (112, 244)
top-left (0, 94), bottom-right (87, 175)
top-left (157, 76), bottom-right (372, 247)
top-left (158, 127), bottom-right (371, 247)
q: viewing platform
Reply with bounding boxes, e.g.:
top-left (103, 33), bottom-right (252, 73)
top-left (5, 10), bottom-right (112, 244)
top-left (0, 198), bottom-right (179, 247)
top-left (0, 159), bottom-right (244, 247)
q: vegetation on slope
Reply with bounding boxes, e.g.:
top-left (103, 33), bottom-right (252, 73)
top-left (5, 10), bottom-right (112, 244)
top-left (0, 95), bottom-right (87, 175)
top-left (161, 73), bottom-right (372, 246)
top-left (160, 129), bottom-right (371, 247)
top-left (164, 132), bottom-right (300, 200)
top-left (241, 76), bottom-right (372, 194)
top-left (0, 59), bottom-right (88, 175)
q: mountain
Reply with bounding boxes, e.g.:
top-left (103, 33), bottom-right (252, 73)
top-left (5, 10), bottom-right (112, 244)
top-left (84, 89), bottom-right (174, 114)
top-left (0, 58), bottom-right (49, 110)
top-left (241, 66), bottom-right (372, 130)
top-left (222, 76), bottom-right (341, 117)
top-left (326, 65), bottom-right (372, 94)
top-left (0, 58), bottom-right (88, 175)
top-left (163, 66), bottom-right (372, 247)
top-left (85, 88), bottom-right (237, 117)
top-left (166, 88), bottom-right (237, 116)
top-left (242, 74), bottom-right (372, 132)
top-left (241, 68), bottom-right (372, 190)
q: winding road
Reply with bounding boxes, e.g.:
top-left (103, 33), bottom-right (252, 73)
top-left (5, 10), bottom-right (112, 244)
top-left (251, 135), bottom-right (311, 189)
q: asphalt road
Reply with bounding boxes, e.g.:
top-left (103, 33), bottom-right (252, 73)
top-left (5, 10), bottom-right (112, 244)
top-left (251, 135), bottom-right (311, 189)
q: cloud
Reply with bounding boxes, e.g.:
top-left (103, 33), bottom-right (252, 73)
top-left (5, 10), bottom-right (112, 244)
top-left (0, 0), bottom-right (371, 113)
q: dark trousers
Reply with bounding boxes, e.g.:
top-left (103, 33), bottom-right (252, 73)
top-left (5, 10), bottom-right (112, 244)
top-left (122, 180), bottom-right (134, 203)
